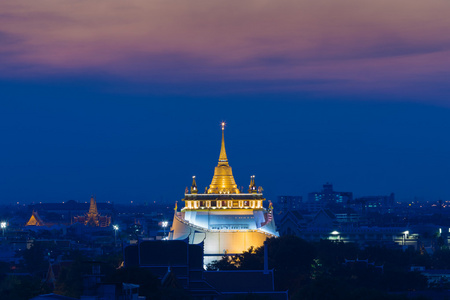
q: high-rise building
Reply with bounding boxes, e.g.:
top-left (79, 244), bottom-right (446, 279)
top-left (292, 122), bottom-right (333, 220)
top-left (355, 193), bottom-right (395, 213)
top-left (277, 195), bottom-right (303, 213)
top-left (307, 183), bottom-right (353, 211)
top-left (169, 124), bottom-right (278, 264)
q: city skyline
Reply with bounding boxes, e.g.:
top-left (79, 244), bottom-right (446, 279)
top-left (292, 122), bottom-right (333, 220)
top-left (1, 1), bottom-right (450, 204)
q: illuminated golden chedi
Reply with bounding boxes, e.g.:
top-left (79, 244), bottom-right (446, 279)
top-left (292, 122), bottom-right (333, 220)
top-left (169, 124), bottom-right (278, 264)
top-left (207, 124), bottom-right (240, 194)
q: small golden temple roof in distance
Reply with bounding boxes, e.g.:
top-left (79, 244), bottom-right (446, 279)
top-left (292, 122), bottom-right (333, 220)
top-left (207, 123), bottom-right (240, 194)
top-left (26, 210), bottom-right (45, 226)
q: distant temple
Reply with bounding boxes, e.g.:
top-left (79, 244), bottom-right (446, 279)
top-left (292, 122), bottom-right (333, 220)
top-left (169, 123), bottom-right (279, 264)
top-left (73, 196), bottom-right (111, 227)
top-left (25, 210), bottom-right (45, 226)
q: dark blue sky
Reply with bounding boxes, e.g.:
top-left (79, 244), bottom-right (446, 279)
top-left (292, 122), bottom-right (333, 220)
top-left (2, 77), bottom-right (450, 204)
top-left (1, 0), bottom-right (450, 205)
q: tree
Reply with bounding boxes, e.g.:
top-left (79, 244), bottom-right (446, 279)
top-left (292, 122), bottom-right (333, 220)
top-left (207, 255), bottom-right (237, 271)
top-left (21, 243), bottom-right (48, 274)
top-left (54, 258), bottom-right (91, 298)
top-left (208, 235), bottom-right (316, 292)
top-left (0, 275), bottom-right (43, 300)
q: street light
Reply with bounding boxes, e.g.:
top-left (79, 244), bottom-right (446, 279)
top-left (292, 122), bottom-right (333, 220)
top-left (113, 225), bottom-right (119, 245)
top-left (403, 230), bottom-right (409, 246)
top-left (162, 221), bottom-right (168, 238)
top-left (1, 222), bottom-right (7, 237)
top-left (331, 231), bottom-right (340, 242)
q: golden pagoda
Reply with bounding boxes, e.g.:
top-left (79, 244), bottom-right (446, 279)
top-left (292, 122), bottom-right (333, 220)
top-left (169, 123), bottom-right (278, 264)
top-left (207, 122), bottom-right (240, 194)
top-left (86, 195), bottom-right (100, 226)
top-left (73, 196), bottom-right (111, 227)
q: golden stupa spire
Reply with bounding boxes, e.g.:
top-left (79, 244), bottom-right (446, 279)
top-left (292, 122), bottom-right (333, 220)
top-left (208, 122), bottom-right (240, 194)
top-left (219, 122), bottom-right (228, 164)
top-left (88, 195), bottom-right (98, 215)
top-left (86, 195), bottom-right (100, 226)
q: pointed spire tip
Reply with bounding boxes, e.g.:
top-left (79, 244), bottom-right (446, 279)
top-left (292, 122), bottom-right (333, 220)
top-left (219, 122), bottom-right (228, 163)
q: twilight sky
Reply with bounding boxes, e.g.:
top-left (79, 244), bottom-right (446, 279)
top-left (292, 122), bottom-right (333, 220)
top-left (1, 0), bottom-right (450, 204)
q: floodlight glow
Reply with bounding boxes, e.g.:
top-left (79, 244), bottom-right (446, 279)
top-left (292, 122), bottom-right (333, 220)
top-left (113, 225), bottom-right (119, 231)
top-left (162, 221), bottom-right (168, 228)
top-left (0, 222), bottom-right (6, 229)
top-left (331, 231), bottom-right (339, 235)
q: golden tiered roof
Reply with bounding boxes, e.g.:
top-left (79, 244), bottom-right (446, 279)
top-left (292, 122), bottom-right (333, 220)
top-left (26, 211), bottom-right (45, 226)
top-left (86, 195), bottom-right (100, 226)
top-left (207, 123), bottom-right (240, 194)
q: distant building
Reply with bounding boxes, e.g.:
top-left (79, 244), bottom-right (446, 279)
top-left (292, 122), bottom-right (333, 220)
top-left (334, 212), bottom-right (360, 224)
top-left (278, 209), bottom-right (418, 249)
top-left (307, 183), bottom-right (353, 211)
top-left (278, 210), bottom-right (306, 236)
top-left (25, 211), bottom-right (46, 226)
top-left (44, 260), bottom-right (74, 290)
top-left (421, 269), bottom-right (450, 287)
top-left (277, 196), bottom-right (302, 213)
top-left (29, 200), bottom-right (114, 225)
top-left (73, 196), bottom-right (111, 227)
top-left (355, 193), bottom-right (395, 213)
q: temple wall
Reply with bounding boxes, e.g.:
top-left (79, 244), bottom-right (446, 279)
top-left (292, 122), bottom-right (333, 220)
top-left (170, 214), bottom-right (272, 262)
top-left (182, 209), bottom-right (268, 230)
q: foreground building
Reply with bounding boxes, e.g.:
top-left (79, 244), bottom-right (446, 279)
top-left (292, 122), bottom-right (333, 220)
top-left (169, 124), bottom-right (278, 263)
top-left (124, 239), bottom-right (288, 299)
